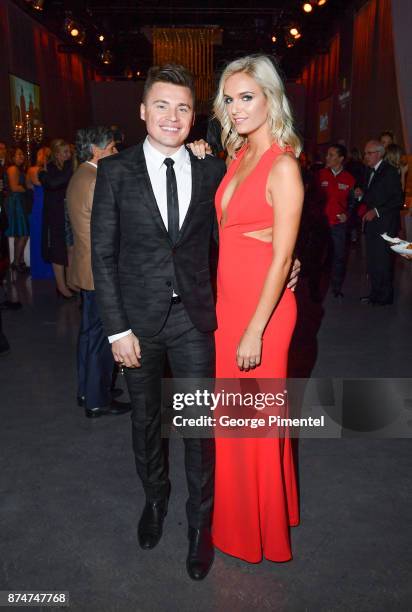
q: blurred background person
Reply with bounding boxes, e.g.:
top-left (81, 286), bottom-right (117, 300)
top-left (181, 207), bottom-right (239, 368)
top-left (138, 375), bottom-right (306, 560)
top-left (39, 139), bottom-right (74, 298)
top-left (26, 146), bottom-right (54, 280)
top-left (110, 125), bottom-right (126, 152)
top-left (380, 130), bottom-right (395, 150)
top-left (358, 140), bottom-right (403, 305)
top-left (4, 147), bottom-right (30, 273)
top-left (385, 143), bottom-right (409, 192)
top-left (0, 142), bottom-right (6, 194)
top-left (66, 126), bottom-right (129, 418)
top-left (312, 144), bottom-right (355, 298)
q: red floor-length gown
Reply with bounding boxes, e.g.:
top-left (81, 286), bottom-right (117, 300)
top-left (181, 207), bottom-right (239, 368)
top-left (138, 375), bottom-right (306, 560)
top-left (212, 143), bottom-right (300, 563)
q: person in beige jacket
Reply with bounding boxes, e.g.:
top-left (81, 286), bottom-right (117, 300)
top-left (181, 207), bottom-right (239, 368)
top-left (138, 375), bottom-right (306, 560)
top-left (66, 126), bottom-right (130, 418)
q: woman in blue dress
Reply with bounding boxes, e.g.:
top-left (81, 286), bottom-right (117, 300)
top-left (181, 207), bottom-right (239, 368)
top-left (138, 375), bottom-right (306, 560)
top-left (26, 147), bottom-right (54, 279)
top-left (4, 147), bottom-right (30, 273)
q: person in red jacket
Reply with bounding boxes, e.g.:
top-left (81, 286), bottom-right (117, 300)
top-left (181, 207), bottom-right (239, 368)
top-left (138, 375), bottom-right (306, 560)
top-left (315, 144), bottom-right (355, 297)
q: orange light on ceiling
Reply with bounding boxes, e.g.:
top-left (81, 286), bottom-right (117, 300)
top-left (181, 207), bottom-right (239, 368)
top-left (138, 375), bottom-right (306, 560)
top-left (318, 0), bottom-right (327, 5)
top-left (303, 2), bottom-right (313, 12)
top-left (271, 35), bottom-right (277, 43)
top-left (70, 28), bottom-right (79, 37)
top-left (98, 34), bottom-right (105, 42)
top-left (290, 27), bottom-right (299, 36)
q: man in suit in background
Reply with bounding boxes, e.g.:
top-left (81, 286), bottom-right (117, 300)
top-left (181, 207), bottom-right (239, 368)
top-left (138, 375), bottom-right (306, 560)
top-left (66, 126), bottom-right (131, 418)
top-left (358, 140), bottom-right (403, 305)
top-left (91, 65), bottom-right (225, 581)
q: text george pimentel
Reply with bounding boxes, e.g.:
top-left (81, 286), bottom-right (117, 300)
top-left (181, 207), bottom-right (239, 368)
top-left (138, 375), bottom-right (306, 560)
top-left (171, 390), bottom-right (325, 429)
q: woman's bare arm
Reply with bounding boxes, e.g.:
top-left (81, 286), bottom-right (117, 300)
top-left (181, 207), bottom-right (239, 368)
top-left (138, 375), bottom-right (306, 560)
top-left (236, 153), bottom-right (303, 370)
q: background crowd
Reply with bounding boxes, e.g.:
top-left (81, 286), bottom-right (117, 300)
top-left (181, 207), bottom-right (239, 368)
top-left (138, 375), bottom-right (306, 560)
top-left (0, 123), bottom-right (409, 363)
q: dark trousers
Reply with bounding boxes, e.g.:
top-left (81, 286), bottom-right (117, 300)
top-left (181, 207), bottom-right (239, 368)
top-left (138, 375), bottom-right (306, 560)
top-left (125, 301), bottom-right (215, 529)
top-left (77, 290), bottom-right (114, 408)
top-left (0, 310), bottom-right (10, 353)
top-left (329, 222), bottom-right (347, 292)
top-left (365, 224), bottom-right (394, 303)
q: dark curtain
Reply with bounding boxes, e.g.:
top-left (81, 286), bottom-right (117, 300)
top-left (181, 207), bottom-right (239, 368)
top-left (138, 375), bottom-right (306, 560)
top-left (351, 0), bottom-right (404, 151)
top-left (299, 34), bottom-right (340, 156)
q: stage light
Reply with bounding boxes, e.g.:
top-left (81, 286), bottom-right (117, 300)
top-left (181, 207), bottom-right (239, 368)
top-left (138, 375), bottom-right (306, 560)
top-left (98, 34), bottom-right (105, 42)
top-left (32, 0), bottom-right (45, 10)
top-left (303, 2), bottom-right (313, 12)
top-left (136, 71), bottom-right (141, 77)
top-left (70, 28), bottom-right (79, 37)
top-left (290, 27), bottom-right (299, 37)
top-left (317, 0), bottom-right (327, 5)
top-left (294, 32), bottom-right (302, 39)
top-left (272, 35), bottom-right (277, 43)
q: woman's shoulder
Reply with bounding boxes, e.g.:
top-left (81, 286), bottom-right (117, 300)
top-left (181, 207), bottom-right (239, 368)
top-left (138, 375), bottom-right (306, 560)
top-left (270, 149), bottom-right (299, 174)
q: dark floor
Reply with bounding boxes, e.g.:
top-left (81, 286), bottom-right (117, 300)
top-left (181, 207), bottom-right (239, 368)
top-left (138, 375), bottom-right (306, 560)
top-left (1, 241), bottom-right (412, 612)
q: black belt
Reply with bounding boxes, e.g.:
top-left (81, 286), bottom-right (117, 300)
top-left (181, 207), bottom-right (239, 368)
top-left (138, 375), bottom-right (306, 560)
top-left (171, 295), bottom-right (182, 305)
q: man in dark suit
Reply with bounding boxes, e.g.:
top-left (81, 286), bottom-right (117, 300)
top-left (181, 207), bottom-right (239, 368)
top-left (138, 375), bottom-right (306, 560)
top-left (358, 140), bottom-right (403, 305)
top-left (91, 65), bottom-right (225, 581)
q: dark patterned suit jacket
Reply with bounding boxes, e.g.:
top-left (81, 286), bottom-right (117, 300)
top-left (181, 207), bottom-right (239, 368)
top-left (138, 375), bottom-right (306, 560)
top-left (91, 142), bottom-right (226, 337)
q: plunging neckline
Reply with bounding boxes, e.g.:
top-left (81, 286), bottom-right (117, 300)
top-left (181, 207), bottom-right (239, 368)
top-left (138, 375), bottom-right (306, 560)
top-left (219, 144), bottom-right (276, 230)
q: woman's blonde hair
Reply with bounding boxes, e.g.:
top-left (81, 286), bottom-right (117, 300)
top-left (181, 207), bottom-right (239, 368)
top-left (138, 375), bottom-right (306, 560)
top-left (50, 138), bottom-right (69, 168)
top-left (213, 54), bottom-right (302, 159)
top-left (36, 146), bottom-right (51, 167)
top-left (384, 144), bottom-right (402, 170)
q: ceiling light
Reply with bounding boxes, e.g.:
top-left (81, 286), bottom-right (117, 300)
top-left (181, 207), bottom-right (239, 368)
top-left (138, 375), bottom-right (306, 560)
top-left (317, 0), bottom-right (327, 5)
top-left (272, 35), bottom-right (277, 43)
top-left (303, 2), bottom-right (313, 12)
top-left (290, 27), bottom-right (299, 37)
top-left (70, 28), bottom-right (79, 37)
top-left (98, 34), bottom-right (105, 42)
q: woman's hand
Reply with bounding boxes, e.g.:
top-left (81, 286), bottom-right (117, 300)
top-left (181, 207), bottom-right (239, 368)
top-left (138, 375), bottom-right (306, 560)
top-left (186, 139), bottom-right (212, 159)
top-left (236, 329), bottom-right (262, 370)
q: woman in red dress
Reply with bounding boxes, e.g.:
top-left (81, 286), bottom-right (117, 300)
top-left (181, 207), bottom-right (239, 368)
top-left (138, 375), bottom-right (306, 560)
top-left (212, 55), bottom-right (304, 563)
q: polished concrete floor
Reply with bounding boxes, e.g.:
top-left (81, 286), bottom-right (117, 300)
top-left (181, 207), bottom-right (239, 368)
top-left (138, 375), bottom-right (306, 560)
top-left (1, 241), bottom-right (411, 612)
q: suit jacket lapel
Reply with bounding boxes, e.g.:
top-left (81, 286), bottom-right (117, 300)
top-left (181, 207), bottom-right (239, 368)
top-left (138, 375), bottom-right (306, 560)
top-left (133, 144), bottom-right (171, 242)
top-left (176, 153), bottom-right (202, 245)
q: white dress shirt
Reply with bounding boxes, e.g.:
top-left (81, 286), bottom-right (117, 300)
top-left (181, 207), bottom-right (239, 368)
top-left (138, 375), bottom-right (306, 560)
top-left (108, 137), bottom-right (192, 344)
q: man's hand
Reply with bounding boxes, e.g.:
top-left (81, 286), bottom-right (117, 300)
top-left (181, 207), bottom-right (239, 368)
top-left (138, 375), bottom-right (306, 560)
top-left (401, 253), bottom-right (412, 260)
top-left (336, 213), bottom-right (347, 223)
top-left (363, 209), bottom-right (377, 222)
top-left (112, 333), bottom-right (141, 368)
top-left (186, 140), bottom-right (212, 159)
top-left (362, 208), bottom-right (377, 231)
top-left (287, 257), bottom-right (301, 292)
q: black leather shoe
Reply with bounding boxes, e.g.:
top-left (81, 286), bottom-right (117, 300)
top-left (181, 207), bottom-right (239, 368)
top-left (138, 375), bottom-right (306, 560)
top-left (85, 406), bottom-right (110, 418)
top-left (186, 527), bottom-right (214, 581)
top-left (0, 300), bottom-right (22, 311)
top-left (137, 499), bottom-right (168, 549)
top-left (107, 399), bottom-right (131, 414)
top-left (360, 295), bottom-right (374, 304)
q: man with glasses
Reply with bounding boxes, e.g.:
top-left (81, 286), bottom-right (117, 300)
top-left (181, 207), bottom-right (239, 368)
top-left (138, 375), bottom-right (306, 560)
top-left (356, 140), bottom-right (403, 305)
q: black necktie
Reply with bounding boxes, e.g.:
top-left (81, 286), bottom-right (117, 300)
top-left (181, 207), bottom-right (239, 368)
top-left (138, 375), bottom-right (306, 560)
top-left (164, 158), bottom-right (179, 243)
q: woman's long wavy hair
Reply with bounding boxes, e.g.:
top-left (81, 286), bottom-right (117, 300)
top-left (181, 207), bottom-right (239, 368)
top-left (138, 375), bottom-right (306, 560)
top-left (213, 55), bottom-right (302, 159)
top-left (50, 138), bottom-right (69, 169)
